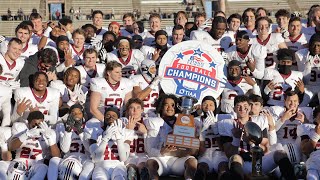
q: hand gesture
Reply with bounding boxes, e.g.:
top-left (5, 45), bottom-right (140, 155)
top-left (281, 108), bottom-right (297, 121)
top-left (152, 49), bottom-right (161, 61)
top-left (91, 37), bottom-right (102, 47)
top-left (315, 123), bottom-right (320, 135)
top-left (74, 120), bottom-right (83, 134)
top-left (65, 114), bottom-right (75, 132)
top-left (243, 74), bottom-right (256, 86)
top-left (136, 121), bottom-right (147, 134)
top-left (99, 48), bottom-right (108, 63)
top-left (266, 81), bottom-right (277, 91)
top-left (64, 49), bottom-right (75, 67)
top-left (29, 104), bottom-right (39, 112)
top-left (202, 111), bottom-right (216, 132)
top-left (246, 58), bottom-right (256, 72)
top-left (126, 116), bottom-right (136, 130)
top-left (46, 71), bottom-right (57, 81)
top-left (295, 111), bottom-right (305, 123)
top-left (113, 119), bottom-right (124, 140)
top-left (232, 122), bottom-right (243, 139)
top-left (294, 78), bottom-right (305, 93)
top-left (103, 124), bottom-right (117, 142)
top-left (261, 109), bottom-right (275, 131)
top-left (78, 89), bottom-right (88, 105)
top-left (39, 122), bottom-right (56, 146)
top-left (16, 98), bottom-right (32, 116)
top-left (26, 127), bottom-right (44, 138)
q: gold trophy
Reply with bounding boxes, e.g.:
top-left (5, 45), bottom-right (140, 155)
top-left (166, 96), bottom-right (200, 157)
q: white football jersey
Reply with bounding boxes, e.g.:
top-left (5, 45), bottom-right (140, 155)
top-left (285, 34), bottom-right (308, 52)
top-left (251, 33), bottom-right (285, 69)
top-left (132, 74), bottom-right (160, 116)
top-left (190, 30), bottom-right (233, 52)
top-left (90, 77), bottom-right (133, 115)
top-left (11, 122), bottom-right (51, 163)
top-left (12, 87), bottom-right (60, 125)
top-left (297, 123), bottom-right (320, 151)
top-left (140, 45), bottom-right (155, 60)
top-left (220, 78), bottom-right (261, 113)
top-left (225, 44), bottom-right (267, 79)
top-left (49, 80), bottom-right (88, 104)
top-left (218, 117), bottom-right (268, 153)
top-left (141, 31), bottom-right (156, 46)
top-left (195, 116), bottom-right (219, 151)
top-left (263, 70), bottom-right (303, 106)
top-left (0, 40), bottom-right (38, 60)
top-left (70, 44), bottom-right (86, 66)
top-left (75, 64), bottom-right (105, 88)
top-left (56, 123), bottom-right (90, 159)
top-left (84, 118), bottom-right (134, 163)
top-left (295, 48), bottom-right (320, 93)
top-left (106, 49), bottom-right (144, 75)
top-left (269, 106), bottom-right (313, 145)
top-left (0, 84), bottom-right (12, 126)
top-left (0, 53), bottom-right (25, 82)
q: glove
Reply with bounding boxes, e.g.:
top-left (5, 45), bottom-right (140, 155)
top-left (0, 133), bottom-right (7, 151)
top-left (65, 114), bottom-right (75, 132)
top-left (202, 111), bottom-right (217, 132)
top-left (78, 90), bottom-right (88, 105)
top-left (113, 119), bottom-right (124, 140)
top-left (0, 35), bottom-right (5, 43)
top-left (281, 28), bottom-right (289, 39)
top-left (19, 127), bottom-right (44, 142)
top-left (39, 122), bottom-right (56, 146)
top-left (67, 84), bottom-right (80, 106)
top-left (102, 125), bottom-right (117, 142)
top-left (74, 120), bottom-right (83, 134)
top-left (149, 76), bottom-right (162, 89)
top-left (99, 48), bottom-right (108, 63)
top-left (92, 37), bottom-right (102, 49)
top-left (7, 80), bottom-right (20, 89)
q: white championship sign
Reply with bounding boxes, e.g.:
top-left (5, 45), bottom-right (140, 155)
top-left (158, 40), bottom-right (227, 102)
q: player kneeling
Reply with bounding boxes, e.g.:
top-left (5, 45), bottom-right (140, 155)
top-left (85, 107), bottom-right (134, 180)
top-left (48, 104), bottom-right (94, 180)
top-left (6, 111), bottom-right (60, 180)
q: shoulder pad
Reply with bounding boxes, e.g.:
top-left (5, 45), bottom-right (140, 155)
top-left (11, 122), bottom-right (28, 137)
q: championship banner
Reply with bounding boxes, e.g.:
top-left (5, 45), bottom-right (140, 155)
top-left (158, 40), bottom-right (227, 102)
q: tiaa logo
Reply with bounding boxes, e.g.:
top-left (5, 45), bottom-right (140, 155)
top-left (158, 40), bottom-right (227, 102)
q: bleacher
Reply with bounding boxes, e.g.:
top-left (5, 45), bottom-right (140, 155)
top-left (70, 0), bottom-right (133, 19)
top-left (226, 0), bottom-right (291, 15)
top-left (295, 0), bottom-right (319, 11)
top-left (0, 0), bottom-right (40, 19)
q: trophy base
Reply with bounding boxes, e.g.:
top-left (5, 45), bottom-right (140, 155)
top-left (166, 134), bottom-right (200, 149)
top-left (248, 174), bottom-right (269, 180)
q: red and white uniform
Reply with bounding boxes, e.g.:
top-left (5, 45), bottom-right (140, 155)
top-left (251, 33), bottom-right (285, 69)
top-left (144, 117), bottom-right (197, 176)
top-left (75, 63), bottom-right (105, 88)
top-left (90, 77), bottom-right (133, 115)
top-left (12, 87), bottom-right (60, 125)
top-left (295, 49), bottom-right (320, 94)
top-left (285, 34), bottom-right (308, 53)
top-left (225, 44), bottom-right (267, 79)
top-left (0, 40), bottom-right (38, 60)
top-left (297, 123), bottom-right (320, 174)
top-left (269, 106), bottom-right (313, 145)
top-left (141, 31), bottom-right (156, 46)
top-left (84, 118), bottom-right (134, 179)
top-left (218, 117), bottom-right (279, 174)
top-left (132, 74), bottom-right (160, 117)
top-left (220, 78), bottom-right (261, 113)
top-left (0, 53), bottom-right (24, 82)
top-left (106, 49), bottom-right (144, 76)
top-left (190, 30), bottom-right (233, 52)
top-left (70, 44), bottom-right (86, 66)
top-left (49, 80), bottom-right (88, 105)
top-left (263, 70), bottom-right (303, 106)
top-left (121, 117), bottom-right (148, 165)
top-left (0, 84), bottom-right (12, 126)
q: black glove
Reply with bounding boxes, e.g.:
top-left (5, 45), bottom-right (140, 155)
top-left (74, 120), bottom-right (83, 134)
top-left (65, 115), bottom-right (75, 132)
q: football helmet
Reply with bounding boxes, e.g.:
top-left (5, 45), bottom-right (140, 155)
top-left (58, 158), bottom-right (82, 180)
top-left (7, 161), bottom-right (29, 180)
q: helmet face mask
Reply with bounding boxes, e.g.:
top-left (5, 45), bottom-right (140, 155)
top-left (141, 59), bottom-right (156, 81)
top-left (58, 158), bottom-right (83, 180)
top-left (7, 161), bottom-right (29, 180)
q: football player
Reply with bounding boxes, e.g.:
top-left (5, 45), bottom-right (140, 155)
top-left (48, 104), bottom-right (94, 180)
top-left (145, 94), bottom-right (198, 179)
top-left (132, 59), bottom-right (161, 117)
top-left (84, 107), bottom-right (133, 179)
top-left (92, 10), bottom-right (108, 40)
top-left (6, 111), bottom-right (60, 179)
top-left (12, 72), bottom-right (61, 125)
top-left (285, 17), bottom-right (308, 53)
top-left (141, 13), bottom-right (162, 46)
top-left (0, 64), bottom-right (13, 127)
top-left (90, 61), bottom-right (133, 121)
top-left (70, 29), bottom-right (87, 66)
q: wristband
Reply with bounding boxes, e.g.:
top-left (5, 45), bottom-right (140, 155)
top-left (310, 131), bottom-right (320, 143)
top-left (232, 138), bottom-right (241, 147)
